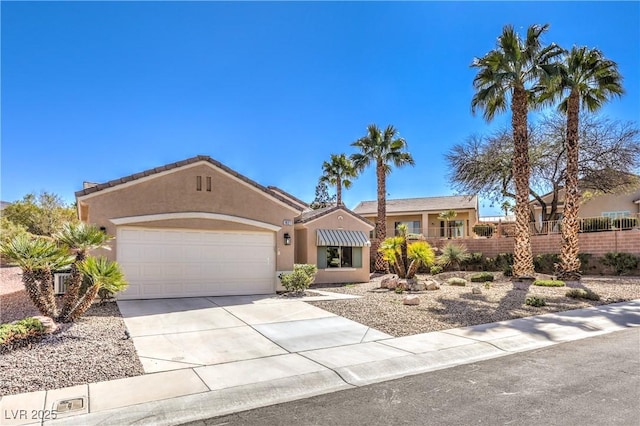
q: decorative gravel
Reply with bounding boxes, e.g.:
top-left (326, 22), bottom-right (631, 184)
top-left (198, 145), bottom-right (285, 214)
top-left (308, 272), bottom-right (640, 337)
top-left (1, 266), bottom-right (144, 396)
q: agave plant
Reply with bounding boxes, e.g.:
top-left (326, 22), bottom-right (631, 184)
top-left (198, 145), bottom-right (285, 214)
top-left (65, 256), bottom-right (128, 322)
top-left (0, 235), bottom-right (74, 318)
top-left (55, 222), bottom-right (113, 321)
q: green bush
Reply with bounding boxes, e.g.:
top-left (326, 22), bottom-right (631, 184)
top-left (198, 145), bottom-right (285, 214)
top-left (470, 272), bottom-right (494, 282)
top-left (473, 224), bottom-right (495, 238)
top-left (0, 317), bottom-right (45, 345)
top-left (602, 252), bottom-right (639, 275)
top-left (502, 264), bottom-right (513, 277)
top-left (430, 265), bottom-right (443, 275)
top-left (580, 217), bottom-right (611, 233)
top-left (279, 264), bottom-right (318, 293)
top-left (612, 217), bottom-right (638, 230)
top-left (447, 277), bottom-right (467, 286)
top-left (462, 252), bottom-right (484, 270)
top-left (533, 279), bottom-right (566, 287)
top-left (534, 253), bottom-right (560, 274)
top-left (525, 296), bottom-right (546, 307)
top-left (566, 288), bottom-right (601, 301)
top-left (578, 253), bottom-right (592, 271)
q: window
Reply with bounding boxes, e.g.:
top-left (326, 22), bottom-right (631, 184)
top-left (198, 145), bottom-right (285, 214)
top-left (440, 220), bottom-right (464, 238)
top-left (602, 211), bottom-right (630, 219)
top-left (317, 246), bottom-right (363, 269)
top-left (394, 221), bottom-right (421, 235)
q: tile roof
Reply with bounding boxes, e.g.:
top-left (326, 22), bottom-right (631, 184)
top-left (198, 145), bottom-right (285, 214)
top-left (74, 155), bottom-right (305, 211)
top-left (295, 205), bottom-right (374, 227)
top-left (353, 195), bottom-right (478, 215)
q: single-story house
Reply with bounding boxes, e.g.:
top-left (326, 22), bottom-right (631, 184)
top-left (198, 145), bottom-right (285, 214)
top-left (75, 155), bottom-right (372, 299)
top-left (352, 195), bottom-right (479, 239)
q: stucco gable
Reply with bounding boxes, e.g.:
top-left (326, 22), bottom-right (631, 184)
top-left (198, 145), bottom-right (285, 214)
top-left (295, 205), bottom-right (374, 230)
top-left (75, 155), bottom-right (304, 213)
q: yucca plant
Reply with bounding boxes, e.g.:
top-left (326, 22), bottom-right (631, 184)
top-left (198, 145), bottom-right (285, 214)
top-left (65, 256), bottom-right (128, 322)
top-left (379, 236), bottom-right (407, 277)
top-left (0, 235), bottom-right (74, 318)
top-left (55, 222), bottom-right (113, 321)
top-left (437, 243), bottom-right (471, 271)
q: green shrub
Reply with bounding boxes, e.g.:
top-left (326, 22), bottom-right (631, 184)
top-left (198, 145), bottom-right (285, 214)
top-left (0, 317), bottom-right (45, 345)
top-left (437, 243), bottom-right (470, 271)
top-left (502, 265), bottom-right (513, 277)
top-left (462, 252), bottom-right (484, 270)
top-left (279, 264), bottom-right (318, 293)
top-left (566, 288), bottom-right (600, 301)
top-left (602, 252), bottom-right (639, 275)
top-left (580, 217), bottom-right (611, 233)
top-left (533, 279), bottom-right (566, 287)
top-left (473, 224), bottom-right (495, 238)
top-left (612, 217), bottom-right (638, 230)
top-left (534, 253), bottom-right (560, 274)
top-left (470, 272), bottom-right (494, 282)
top-left (484, 282), bottom-right (492, 289)
top-left (578, 253), bottom-right (592, 271)
top-left (430, 265), bottom-right (443, 275)
top-left (447, 277), bottom-right (467, 286)
top-left (525, 296), bottom-right (546, 307)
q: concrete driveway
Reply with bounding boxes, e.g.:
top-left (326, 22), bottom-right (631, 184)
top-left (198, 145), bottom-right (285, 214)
top-left (117, 295), bottom-right (392, 373)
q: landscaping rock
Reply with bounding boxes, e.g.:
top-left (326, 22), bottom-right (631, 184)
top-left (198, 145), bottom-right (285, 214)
top-left (425, 281), bottom-right (440, 291)
top-left (472, 287), bottom-right (482, 295)
top-left (381, 276), bottom-right (398, 289)
top-left (402, 295), bottom-right (420, 305)
top-left (32, 316), bottom-right (58, 334)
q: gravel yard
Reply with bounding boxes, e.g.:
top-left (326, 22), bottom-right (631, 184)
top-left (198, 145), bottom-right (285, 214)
top-left (1, 266), bottom-right (144, 396)
top-left (308, 272), bottom-right (640, 337)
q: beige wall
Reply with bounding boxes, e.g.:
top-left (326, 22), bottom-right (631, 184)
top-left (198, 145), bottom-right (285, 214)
top-left (77, 162), bottom-right (298, 271)
top-left (533, 187), bottom-right (640, 220)
top-left (296, 208), bottom-right (373, 284)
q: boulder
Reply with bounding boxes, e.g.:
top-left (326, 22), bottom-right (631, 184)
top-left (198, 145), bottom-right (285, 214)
top-left (402, 295), bottom-right (420, 305)
top-left (472, 287), bottom-right (482, 295)
top-left (425, 281), bottom-right (440, 291)
top-left (32, 316), bottom-right (58, 334)
top-left (380, 275), bottom-right (398, 289)
top-left (385, 277), bottom-right (400, 290)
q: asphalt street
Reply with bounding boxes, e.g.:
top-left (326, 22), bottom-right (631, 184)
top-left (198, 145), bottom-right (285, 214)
top-left (183, 328), bottom-right (640, 426)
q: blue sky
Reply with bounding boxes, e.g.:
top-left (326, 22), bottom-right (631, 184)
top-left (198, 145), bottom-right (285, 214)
top-left (2, 1), bottom-right (639, 215)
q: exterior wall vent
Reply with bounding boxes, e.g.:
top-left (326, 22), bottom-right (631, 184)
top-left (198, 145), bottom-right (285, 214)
top-left (54, 273), bottom-right (72, 294)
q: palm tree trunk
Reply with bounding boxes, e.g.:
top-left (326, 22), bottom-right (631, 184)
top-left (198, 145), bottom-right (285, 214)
top-left (406, 260), bottom-right (419, 279)
top-left (511, 86), bottom-right (535, 277)
top-left (375, 159), bottom-right (389, 273)
top-left (336, 176), bottom-right (342, 206)
top-left (558, 90), bottom-right (582, 280)
top-left (60, 252), bottom-right (85, 318)
top-left (23, 269), bottom-right (58, 318)
top-left (65, 284), bottom-right (100, 322)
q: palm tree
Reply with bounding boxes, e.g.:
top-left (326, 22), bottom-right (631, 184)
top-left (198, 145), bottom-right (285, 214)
top-left (542, 46), bottom-right (624, 280)
top-left (471, 24), bottom-right (563, 278)
top-left (69, 256), bottom-right (128, 322)
top-left (55, 222), bottom-right (113, 321)
top-left (0, 235), bottom-right (74, 318)
top-left (319, 154), bottom-right (358, 206)
top-left (438, 210), bottom-right (458, 239)
top-left (351, 124), bottom-right (415, 273)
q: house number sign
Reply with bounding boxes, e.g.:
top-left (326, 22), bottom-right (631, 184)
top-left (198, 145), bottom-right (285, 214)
top-left (283, 219), bottom-right (293, 226)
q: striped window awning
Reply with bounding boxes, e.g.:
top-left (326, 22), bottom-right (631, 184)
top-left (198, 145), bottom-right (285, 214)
top-left (316, 229), bottom-right (370, 247)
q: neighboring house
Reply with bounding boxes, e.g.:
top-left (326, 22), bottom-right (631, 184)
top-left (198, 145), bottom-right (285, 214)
top-left (352, 195), bottom-right (479, 239)
top-left (294, 205), bottom-right (374, 284)
top-left (530, 185), bottom-right (640, 227)
top-left (75, 155), bottom-right (372, 300)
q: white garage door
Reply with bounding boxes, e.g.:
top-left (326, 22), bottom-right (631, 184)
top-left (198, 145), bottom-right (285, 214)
top-left (117, 227), bottom-right (275, 299)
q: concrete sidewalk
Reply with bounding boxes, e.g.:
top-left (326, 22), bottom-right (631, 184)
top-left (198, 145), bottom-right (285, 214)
top-left (1, 300), bottom-right (638, 426)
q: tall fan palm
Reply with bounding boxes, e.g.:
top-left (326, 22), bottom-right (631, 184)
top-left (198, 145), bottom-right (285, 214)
top-left (351, 124), bottom-right (415, 273)
top-left (471, 24), bottom-right (563, 278)
top-left (438, 210), bottom-right (458, 239)
top-left (55, 222), bottom-right (114, 321)
top-left (319, 153), bottom-right (358, 206)
top-left (542, 46), bottom-right (624, 280)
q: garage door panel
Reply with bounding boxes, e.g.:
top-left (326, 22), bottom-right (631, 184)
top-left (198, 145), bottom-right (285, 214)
top-left (117, 227), bottom-right (276, 299)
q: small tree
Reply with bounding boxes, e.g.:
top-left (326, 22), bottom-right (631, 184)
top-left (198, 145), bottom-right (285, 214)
top-left (0, 235), bottom-right (74, 318)
top-left (2, 192), bottom-right (77, 237)
top-left (379, 235), bottom-right (435, 279)
top-left (319, 154), bottom-right (358, 206)
top-left (438, 210), bottom-right (458, 239)
top-left (309, 181), bottom-right (337, 210)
